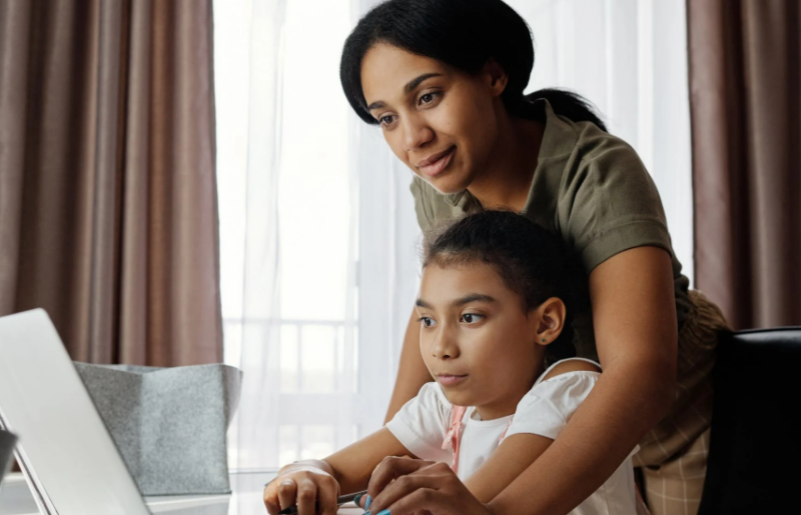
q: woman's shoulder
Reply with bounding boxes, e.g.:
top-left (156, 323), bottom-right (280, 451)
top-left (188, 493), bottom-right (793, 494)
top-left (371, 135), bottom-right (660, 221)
top-left (538, 98), bottom-right (641, 168)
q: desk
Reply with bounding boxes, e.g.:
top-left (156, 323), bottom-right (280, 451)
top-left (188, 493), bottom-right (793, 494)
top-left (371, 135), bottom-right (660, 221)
top-left (0, 472), bottom-right (363, 515)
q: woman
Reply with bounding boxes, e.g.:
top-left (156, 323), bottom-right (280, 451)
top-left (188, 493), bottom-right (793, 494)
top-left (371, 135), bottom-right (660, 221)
top-left (338, 1), bottom-right (728, 514)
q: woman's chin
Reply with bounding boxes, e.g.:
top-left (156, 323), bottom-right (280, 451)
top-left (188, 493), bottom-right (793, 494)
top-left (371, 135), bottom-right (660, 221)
top-left (421, 173), bottom-right (471, 196)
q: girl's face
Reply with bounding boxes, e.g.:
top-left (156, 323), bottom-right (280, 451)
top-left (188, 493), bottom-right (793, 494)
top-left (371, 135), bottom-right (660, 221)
top-left (360, 43), bottom-right (507, 195)
top-left (415, 260), bottom-right (562, 420)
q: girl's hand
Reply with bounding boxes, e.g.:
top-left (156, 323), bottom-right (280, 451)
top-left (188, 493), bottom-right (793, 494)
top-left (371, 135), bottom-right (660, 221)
top-left (263, 464), bottom-right (340, 515)
top-left (359, 456), bottom-right (493, 515)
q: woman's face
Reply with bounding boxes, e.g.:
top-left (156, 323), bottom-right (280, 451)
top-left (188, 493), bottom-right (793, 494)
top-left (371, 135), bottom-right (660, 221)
top-left (415, 260), bottom-right (545, 420)
top-left (360, 43), bottom-right (506, 195)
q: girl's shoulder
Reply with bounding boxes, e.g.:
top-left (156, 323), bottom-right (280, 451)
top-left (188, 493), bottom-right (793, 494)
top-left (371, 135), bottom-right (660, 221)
top-left (506, 359), bottom-right (601, 440)
top-left (539, 358), bottom-right (601, 383)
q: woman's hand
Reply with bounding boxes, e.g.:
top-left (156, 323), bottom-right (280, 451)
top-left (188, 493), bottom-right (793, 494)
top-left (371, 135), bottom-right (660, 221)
top-left (263, 463), bottom-right (340, 515)
top-left (358, 456), bottom-right (493, 515)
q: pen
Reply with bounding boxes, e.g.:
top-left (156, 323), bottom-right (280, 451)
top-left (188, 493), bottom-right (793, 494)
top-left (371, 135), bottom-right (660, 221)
top-left (277, 489), bottom-right (368, 514)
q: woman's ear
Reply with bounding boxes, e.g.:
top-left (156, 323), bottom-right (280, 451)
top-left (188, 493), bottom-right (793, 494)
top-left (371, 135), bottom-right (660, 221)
top-left (483, 58), bottom-right (508, 96)
top-left (532, 297), bottom-right (567, 347)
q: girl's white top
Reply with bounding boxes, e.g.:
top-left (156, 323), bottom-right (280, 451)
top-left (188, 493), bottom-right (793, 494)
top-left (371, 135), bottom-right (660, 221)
top-left (386, 358), bottom-right (640, 515)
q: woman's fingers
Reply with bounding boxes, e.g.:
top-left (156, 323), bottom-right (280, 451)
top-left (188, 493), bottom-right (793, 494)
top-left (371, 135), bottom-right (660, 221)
top-left (368, 461), bottom-right (492, 515)
top-left (370, 472), bottom-right (446, 512)
top-left (379, 487), bottom-right (446, 515)
top-left (368, 456), bottom-right (437, 500)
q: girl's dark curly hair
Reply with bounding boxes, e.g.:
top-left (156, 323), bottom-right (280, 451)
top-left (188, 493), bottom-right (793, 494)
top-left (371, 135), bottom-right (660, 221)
top-left (423, 210), bottom-right (577, 364)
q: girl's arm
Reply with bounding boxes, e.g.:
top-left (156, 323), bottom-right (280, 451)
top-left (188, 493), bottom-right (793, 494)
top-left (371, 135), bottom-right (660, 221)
top-left (384, 309), bottom-right (433, 424)
top-left (323, 427), bottom-right (414, 493)
top-left (488, 245), bottom-right (677, 515)
top-left (263, 428), bottom-right (411, 514)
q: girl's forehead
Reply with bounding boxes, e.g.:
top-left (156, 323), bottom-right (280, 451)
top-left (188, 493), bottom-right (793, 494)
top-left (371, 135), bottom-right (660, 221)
top-left (420, 261), bottom-right (509, 298)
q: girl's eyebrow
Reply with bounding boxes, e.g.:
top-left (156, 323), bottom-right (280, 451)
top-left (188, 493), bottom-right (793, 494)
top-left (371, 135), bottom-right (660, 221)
top-left (415, 294), bottom-right (496, 309)
top-left (367, 72), bottom-right (443, 111)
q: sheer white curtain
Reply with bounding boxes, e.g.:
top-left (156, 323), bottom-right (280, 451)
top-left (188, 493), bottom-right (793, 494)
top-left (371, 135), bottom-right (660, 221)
top-left (509, 0), bottom-right (694, 283)
top-left (213, 0), bottom-right (693, 471)
top-left (214, 0), bottom-right (420, 471)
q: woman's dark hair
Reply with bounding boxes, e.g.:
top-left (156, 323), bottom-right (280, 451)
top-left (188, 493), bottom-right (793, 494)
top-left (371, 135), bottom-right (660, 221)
top-left (340, 0), bottom-right (606, 130)
top-left (423, 210), bottom-right (577, 365)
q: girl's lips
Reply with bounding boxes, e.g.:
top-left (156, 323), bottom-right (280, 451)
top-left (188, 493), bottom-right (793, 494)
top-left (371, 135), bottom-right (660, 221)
top-left (420, 146), bottom-right (455, 177)
top-left (437, 374), bottom-right (467, 386)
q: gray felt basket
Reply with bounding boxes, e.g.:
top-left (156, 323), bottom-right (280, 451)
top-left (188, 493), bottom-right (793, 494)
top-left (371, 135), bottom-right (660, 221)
top-left (73, 362), bottom-right (242, 496)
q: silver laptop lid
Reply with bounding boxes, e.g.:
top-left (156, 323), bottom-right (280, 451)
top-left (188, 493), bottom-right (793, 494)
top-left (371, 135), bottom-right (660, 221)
top-left (0, 309), bottom-right (150, 514)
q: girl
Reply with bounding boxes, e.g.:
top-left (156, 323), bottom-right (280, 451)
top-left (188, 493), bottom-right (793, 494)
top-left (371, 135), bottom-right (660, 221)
top-left (339, 0), bottom-right (730, 514)
top-left (263, 211), bottom-right (641, 515)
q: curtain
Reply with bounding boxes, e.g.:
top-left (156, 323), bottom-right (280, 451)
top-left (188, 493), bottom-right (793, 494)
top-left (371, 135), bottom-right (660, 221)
top-left (215, 0), bottom-right (694, 470)
top-left (0, 0), bottom-right (222, 366)
top-left (688, 0), bottom-right (801, 330)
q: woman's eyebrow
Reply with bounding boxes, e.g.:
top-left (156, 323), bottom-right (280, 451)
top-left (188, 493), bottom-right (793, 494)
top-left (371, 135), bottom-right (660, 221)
top-left (415, 294), bottom-right (496, 309)
top-left (367, 72), bottom-right (443, 111)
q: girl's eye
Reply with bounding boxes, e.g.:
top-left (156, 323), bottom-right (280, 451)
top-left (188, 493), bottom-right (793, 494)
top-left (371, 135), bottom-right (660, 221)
top-left (417, 316), bottom-right (436, 327)
top-left (460, 313), bottom-right (483, 324)
top-left (379, 115), bottom-right (395, 127)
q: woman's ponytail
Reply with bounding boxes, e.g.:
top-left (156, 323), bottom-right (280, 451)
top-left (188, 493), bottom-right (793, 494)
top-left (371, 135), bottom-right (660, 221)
top-left (522, 88), bottom-right (607, 132)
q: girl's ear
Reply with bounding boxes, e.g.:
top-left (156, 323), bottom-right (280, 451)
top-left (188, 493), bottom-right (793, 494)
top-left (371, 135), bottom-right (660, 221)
top-left (483, 58), bottom-right (508, 97)
top-left (532, 297), bottom-right (567, 347)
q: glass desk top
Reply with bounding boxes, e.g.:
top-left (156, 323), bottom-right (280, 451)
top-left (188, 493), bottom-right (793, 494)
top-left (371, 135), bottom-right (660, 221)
top-left (0, 472), bottom-right (364, 515)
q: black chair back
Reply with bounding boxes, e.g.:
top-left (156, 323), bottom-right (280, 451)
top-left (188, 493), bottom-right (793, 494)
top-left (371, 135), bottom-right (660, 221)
top-left (0, 428), bottom-right (16, 484)
top-left (698, 327), bottom-right (801, 514)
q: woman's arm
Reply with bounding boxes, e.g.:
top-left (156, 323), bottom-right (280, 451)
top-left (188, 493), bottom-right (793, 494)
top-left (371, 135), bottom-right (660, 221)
top-left (487, 245), bottom-right (677, 515)
top-left (384, 308), bottom-right (433, 424)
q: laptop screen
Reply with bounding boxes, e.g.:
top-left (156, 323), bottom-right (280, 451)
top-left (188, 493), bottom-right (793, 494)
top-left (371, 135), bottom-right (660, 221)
top-left (0, 309), bottom-right (150, 515)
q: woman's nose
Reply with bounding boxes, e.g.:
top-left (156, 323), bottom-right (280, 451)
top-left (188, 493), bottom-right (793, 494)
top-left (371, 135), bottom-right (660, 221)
top-left (403, 115), bottom-right (434, 151)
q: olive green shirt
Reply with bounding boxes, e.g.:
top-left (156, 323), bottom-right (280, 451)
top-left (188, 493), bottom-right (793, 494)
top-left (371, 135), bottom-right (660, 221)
top-left (410, 99), bottom-right (691, 361)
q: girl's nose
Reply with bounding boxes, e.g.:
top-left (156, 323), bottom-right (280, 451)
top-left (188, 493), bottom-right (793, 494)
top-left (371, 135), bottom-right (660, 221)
top-left (431, 324), bottom-right (459, 360)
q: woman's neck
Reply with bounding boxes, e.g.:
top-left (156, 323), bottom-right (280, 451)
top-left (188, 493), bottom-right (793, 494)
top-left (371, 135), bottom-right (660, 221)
top-left (467, 113), bottom-right (545, 213)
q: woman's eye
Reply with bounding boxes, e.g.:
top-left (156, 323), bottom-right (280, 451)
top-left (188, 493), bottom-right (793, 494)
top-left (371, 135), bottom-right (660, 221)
top-left (379, 115), bottom-right (395, 126)
top-left (460, 313), bottom-right (483, 324)
top-left (419, 92), bottom-right (439, 105)
top-left (417, 316), bottom-right (436, 327)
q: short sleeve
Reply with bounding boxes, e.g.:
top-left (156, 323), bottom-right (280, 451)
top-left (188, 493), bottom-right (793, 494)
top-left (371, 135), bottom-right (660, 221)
top-left (385, 382), bottom-right (453, 462)
top-left (505, 371), bottom-right (600, 441)
top-left (559, 138), bottom-right (674, 273)
top-left (410, 176), bottom-right (434, 232)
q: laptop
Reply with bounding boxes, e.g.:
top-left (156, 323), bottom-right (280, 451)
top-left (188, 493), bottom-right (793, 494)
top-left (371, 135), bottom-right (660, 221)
top-left (0, 309), bottom-right (151, 515)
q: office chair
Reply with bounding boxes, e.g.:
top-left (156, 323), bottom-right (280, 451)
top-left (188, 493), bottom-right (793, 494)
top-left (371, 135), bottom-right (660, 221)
top-left (698, 327), bottom-right (801, 514)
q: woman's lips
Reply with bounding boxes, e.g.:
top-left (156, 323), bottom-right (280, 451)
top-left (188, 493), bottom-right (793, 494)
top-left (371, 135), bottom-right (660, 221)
top-left (437, 374), bottom-right (467, 386)
top-left (419, 146), bottom-right (455, 177)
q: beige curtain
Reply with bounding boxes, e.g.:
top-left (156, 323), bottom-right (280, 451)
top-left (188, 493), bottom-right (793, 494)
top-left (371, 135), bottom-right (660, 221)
top-left (688, 0), bottom-right (801, 330)
top-left (0, 0), bottom-right (222, 366)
